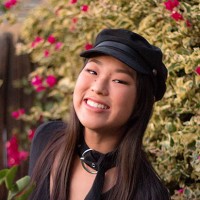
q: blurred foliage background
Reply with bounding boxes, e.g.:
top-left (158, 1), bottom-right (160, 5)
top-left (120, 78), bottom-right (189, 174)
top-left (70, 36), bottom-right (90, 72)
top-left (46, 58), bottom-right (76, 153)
top-left (0, 0), bottom-right (200, 199)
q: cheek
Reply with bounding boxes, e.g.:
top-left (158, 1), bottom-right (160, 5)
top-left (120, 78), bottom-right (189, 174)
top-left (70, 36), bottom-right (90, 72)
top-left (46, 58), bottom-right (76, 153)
top-left (74, 75), bottom-right (86, 93)
top-left (128, 91), bottom-right (137, 112)
top-left (129, 89), bottom-right (137, 109)
top-left (73, 77), bottom-right (82, 106)
top-left (114, 86), bottom-right (137, 114)
top-left (73, 75), bottom-right (90, 104)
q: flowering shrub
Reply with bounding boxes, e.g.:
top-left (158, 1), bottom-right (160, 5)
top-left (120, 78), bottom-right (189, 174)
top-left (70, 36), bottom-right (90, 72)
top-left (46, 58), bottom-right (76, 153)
top-left (81, 4), bottom-right (89, 12)
top-left (171, 11), bottom-right (183, 21)
top-left (11, 108), bottom-right (25, 119)
top-left (3, 0), bottom-right (200, 199)
top-left (30, 75), bottom-right (57, 92)
top-left (164, 0), bottom-right (192, 26)
top-left (27, 129), bottom-right (35, 141)
top-left (0, 0), bottom-right (19, 24)
top-left (31, 36), bottom-right (43, 48)
top-left (6, 136), bottom-right (29, 167)
top-left (164, 0), bottom-right (179, 11)
top-left (195, 66), bottom-right (200, 75)
top-left (84, 43), bottom-right (93, 50)
top-left (4, 0), bottom-right (17, 9)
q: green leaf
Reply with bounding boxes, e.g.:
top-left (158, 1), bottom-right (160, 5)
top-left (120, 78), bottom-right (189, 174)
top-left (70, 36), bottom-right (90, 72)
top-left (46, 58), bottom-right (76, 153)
top-left (16, 176), bottom-right (31, 193)
top-left (5, 166), bottom-right (18, 190)
top-left (170, 137), bottom-right (174, 147)
top-left (7, 185), bottom-right (18, 200)
top-left (15, 184), bottom-right (35, 200)
top-left (7, 176), bottom-right (32, 200)
top-left (0, 168), bottom-right (8, 184)
top-left (184, 188), bottom-right (191, 197)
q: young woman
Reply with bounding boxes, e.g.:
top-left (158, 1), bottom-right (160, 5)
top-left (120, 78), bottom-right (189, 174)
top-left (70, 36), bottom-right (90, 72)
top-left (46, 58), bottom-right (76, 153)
top-left (29, 29), bottom-right (170, 200)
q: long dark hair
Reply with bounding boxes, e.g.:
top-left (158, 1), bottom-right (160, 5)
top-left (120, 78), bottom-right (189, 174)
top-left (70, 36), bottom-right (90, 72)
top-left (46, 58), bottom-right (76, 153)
top-left (30, 72), bottom-right (170, 200)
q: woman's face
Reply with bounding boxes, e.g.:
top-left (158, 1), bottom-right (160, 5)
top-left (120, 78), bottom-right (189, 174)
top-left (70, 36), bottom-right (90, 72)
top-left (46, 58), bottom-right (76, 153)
top-left (73, 55), bottom-right (137, 135)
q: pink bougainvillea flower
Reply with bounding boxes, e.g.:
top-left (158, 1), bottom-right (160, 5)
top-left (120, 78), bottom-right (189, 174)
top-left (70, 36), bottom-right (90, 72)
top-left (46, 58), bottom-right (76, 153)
top-left (6, 136), bottom-right (20, 167)
top-left (70, 0), bottom-right (77, 4)
top-left (47, 35), bottom-right (56, 44)
top-left (28, 129), bottom-right (35, 140)
top-left (84, 43), bottom-right (93, 50)
top-left (31, 75), bottom-right (43, 86)
top-left (164, 0), bottom-right (179, 11)
top-left (55, 42), bottom-right (63, 50)
top-left (171, 11), bottom-right (183, 21)
top-left (4, 0), bottom-right (17, 9)
top-left (35, 85), bottom-right (46, 92)
top-left (31, 36), bottom-right (43, 48)
top-left (11, 108), bottom-right (25, 119)
top-left (4, 1), bottom-right (12, 9)
top-left (46, 75), bottom-right (57, 87)
top-left (11, 111), bottom-right (20, 119)
top-left (177, 188), bottom-right (184, 194)
top-left (44, 50), bottom-right (50, 57)
top-left (31, 42), bottom-right (37, 48)
top-left (6, 136), bottom-right (29, 167)
top-left (31, 75), bottom-right (46, 92)
top-left (7, 156), bottom-right (20, 167)
top-left (18, 108), bottom-right (25, 115)
top-left (185, 20), bottom-right (192, 27)
top-left (10, 0), bottom-right (17, 5)
top-left (35, 36), bottom-right (43, 43)
top-left (72, 17), bottom-right (78, 24)
top-left (195, 66), bottom-right (200, 75)
top-left (81, 5), bottom-right (89, 12)
top-left (6, 136), bottom-right (18, 154)
top-left (19, 151), bottom-right (29, 161)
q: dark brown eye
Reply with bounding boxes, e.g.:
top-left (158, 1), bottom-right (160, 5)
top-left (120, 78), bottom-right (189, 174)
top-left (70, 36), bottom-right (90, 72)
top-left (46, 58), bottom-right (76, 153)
top-left (85, 69), bottom-right (97, 75)
top-left (113, 79), bottom-right (128, 85)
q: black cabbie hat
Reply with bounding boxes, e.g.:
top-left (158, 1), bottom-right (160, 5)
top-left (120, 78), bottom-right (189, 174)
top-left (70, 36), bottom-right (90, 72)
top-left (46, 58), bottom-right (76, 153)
top-left (80, 28), bottom-right (167, 101)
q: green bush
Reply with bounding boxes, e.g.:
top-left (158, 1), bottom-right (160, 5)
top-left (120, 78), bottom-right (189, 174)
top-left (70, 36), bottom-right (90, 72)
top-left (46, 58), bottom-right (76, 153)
top-left (4, 0), bottom-right (200, 199)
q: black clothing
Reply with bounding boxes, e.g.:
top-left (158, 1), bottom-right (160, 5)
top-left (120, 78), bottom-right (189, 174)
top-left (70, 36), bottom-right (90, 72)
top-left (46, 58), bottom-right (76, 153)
top-left (29, 120), bottom-right (66, 176)
top-left (29, 121), bottom-right (170, 200)
top-left (29, 121), bottom-right (112, 200)
top-left (29, 120), bottom-right (66, 200)
top-left (78, 138), bottom-right (117, 200)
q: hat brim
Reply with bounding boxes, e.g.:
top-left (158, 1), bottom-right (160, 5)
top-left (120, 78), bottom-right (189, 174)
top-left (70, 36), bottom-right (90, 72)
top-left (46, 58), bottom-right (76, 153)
top-left (80, 46), bottom-right (150, 74)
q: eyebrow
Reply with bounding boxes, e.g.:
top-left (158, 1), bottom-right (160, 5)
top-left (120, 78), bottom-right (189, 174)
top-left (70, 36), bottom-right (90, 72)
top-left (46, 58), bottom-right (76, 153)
top-left (115, 68), bottom-right (135, 77)
top-left (88, 58), bottom-right (103, 65)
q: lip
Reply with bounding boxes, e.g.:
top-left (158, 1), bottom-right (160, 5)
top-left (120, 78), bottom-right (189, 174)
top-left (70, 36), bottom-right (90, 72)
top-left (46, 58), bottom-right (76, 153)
top-left (83, 98), bottom-right (110, 111)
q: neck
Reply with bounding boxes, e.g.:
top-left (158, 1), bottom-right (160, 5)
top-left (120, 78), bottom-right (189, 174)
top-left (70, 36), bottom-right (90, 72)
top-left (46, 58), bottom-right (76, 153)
top-left (84, 127), bottom-right (124, 154)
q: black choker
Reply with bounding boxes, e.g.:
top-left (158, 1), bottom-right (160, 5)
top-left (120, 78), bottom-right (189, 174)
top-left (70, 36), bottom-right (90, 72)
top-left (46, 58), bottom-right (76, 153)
top-left (80, 148), bottom-right (98, 174)
top-left (77, 139), bottom-right (117, 200)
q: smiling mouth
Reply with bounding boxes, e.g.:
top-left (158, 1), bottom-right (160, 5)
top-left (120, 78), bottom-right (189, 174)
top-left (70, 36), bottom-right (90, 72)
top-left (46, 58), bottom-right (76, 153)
top-left (86, 99), bottom-right (109, 110)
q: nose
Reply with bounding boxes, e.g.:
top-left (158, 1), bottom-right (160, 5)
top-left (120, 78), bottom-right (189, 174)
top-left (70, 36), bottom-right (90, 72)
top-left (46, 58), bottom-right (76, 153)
top-left (91, 78), bottom-right (109, 96)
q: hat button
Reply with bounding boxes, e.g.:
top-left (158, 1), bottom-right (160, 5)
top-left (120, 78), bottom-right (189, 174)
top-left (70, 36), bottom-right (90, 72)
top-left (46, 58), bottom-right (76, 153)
top-left (153, 69), bottom-right (157, 76)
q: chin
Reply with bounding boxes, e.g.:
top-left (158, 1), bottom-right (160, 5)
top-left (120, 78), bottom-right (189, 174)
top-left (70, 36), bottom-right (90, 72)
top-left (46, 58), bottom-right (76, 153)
top-left (81, 122), bottom-right (105, 131)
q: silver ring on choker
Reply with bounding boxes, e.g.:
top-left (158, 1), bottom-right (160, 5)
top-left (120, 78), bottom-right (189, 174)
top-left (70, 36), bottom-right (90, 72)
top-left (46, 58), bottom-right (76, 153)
top-left (80, 149), bottom-right (98, 174)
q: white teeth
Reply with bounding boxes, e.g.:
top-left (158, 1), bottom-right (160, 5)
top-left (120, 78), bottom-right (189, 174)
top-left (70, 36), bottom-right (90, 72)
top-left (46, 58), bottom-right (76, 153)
top-left (87, 99), bottom-right (108, 109)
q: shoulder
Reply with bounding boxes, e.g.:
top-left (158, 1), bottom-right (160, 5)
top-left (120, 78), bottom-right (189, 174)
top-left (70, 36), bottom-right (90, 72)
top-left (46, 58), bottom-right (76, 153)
top-left (32, 120), bottom-right (66, 144)
top-left (31, 120), bottom-right (66, 151)
top-left (28, 120), bottom-right (67, 175)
